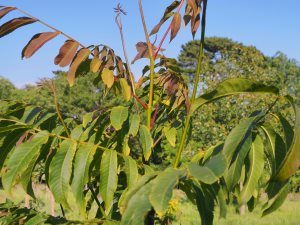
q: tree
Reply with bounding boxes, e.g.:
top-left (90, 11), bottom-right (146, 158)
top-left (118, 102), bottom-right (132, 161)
top-left (0, 2), bottom-right (299, 225)
top-left (178, 37), bottom-right (299, 150)
top-left (17, 71), bottom-right (122, 118)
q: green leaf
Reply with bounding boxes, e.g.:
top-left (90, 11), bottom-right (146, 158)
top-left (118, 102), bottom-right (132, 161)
top-left (120, 180), bottom-right (153, 225)
top-left (139, 125), bottom-right (153, 161)
top-left (149, 168), bottom-right (185, 216)
top-left (0, 129), bottom-right (28, 171)
top-left (0, 124), bottom-right (29, 134)
top-left (48, 140), bottom-right (77, 209)
top-left (119, 173), bottom-right (157, 214)
top-left (110, 106), bottom-right (128, 131)
top-left (224, 134), bottom-right (252, 191)
top-left (260, 124), bottom-right (287, 176)
top-left (240, 135), bottom-right (265, 204)
top-left (24, 213), bottom-right (47, 225)
top-left (275, 104), bottom-right (300, 181)
top-left (124, 156), bottom-right (139, 190)
top-left (191, 78), bottom-right (279, 114)
top-left (100, 149), bottom-right (118, 212)
top-left (193, 183), bottom-right (215, 225)
top-left (120, 78), bottom-right (132, 102)
top-left (82, 112), bottom-right (93, 128)
top-left (262, 183), bottom-right (290, 217)
top-left (188, 154), bottom-right (227, 184)
top-left (71, 143), bottom-right (97, 215)
top-left (163, 127), bottom-right (177, 147)
top-left (223, 115), bottom-right (261, 162)
top-left (128, 114), bottom-right (140, 137)
top-left (2, 131), bottom-right (49, 195)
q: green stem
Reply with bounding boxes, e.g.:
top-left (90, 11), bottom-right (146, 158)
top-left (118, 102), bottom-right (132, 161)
top-left (137, 0), bottom-right (155, 130)
top-left (50, 81), bottom-right (71, 137)
top-left (173, 0), bottom-right (208, 168)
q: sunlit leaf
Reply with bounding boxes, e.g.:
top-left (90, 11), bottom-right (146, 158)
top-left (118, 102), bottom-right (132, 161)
top-left (101, 68), bottom-right (115, 88)
top-left (240, 135), bottom-right (265, 204)
top-left (67, 48), bottom-right (91, 86)
top-left (110, 106), bottom-right (128, 131)
top-left (55, 40), bottom-right (80, 67)
top-left (22, 32), bottom-right (60, 59)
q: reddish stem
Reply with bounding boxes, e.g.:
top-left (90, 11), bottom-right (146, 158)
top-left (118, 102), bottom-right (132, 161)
top-left (154, 0), bottom-right (185, 59)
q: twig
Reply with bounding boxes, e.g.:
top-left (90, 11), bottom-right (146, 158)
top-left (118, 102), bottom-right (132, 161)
top-left (137, 0), bottom-right (155, 130)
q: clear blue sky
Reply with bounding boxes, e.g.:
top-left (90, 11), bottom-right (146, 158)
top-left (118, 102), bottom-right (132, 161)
top-left (0, 0), bottom-right (299, 87)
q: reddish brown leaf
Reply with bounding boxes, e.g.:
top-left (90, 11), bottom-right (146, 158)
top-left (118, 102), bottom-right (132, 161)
top-left (170, 12), bottom-right (181, 42)
top-left (183, 5), bottom-right (193, 26)
top-left (54, 40), bottom-right (79, 67)
top-left (0, 17), bottom-right (37, 38)
top-left (132, 42), bottom-right (159, 64)
top-left (0, 7), bottom-right (16, 20)
top-left (67, 48), bottom-right (90, 86)
top-left (191, 10), bottom-right (200, 38)
top-left (150, 1), bottom-right (180, 36)
top-left (22, 32), bottom-right (60, 59)
top-left (186, 0), bottom-right (198, 15)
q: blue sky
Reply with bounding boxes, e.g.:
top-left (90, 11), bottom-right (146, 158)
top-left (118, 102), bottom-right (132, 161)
top-left (0, 0), bottom-right (299, 87)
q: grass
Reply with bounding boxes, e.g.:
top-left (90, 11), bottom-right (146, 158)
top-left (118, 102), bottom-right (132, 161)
top-left (174, 195), bottom-right (300, 225)
top-left (1, 187), bottom-right (299, 225)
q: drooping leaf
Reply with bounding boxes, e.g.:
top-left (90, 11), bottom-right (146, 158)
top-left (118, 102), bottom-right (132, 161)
top-left (170, 12), bottom-right (181, 42)
top-left (260, 124), bottom-right (287, 176)
top-left (190, 78), bottom-right (279, 114)
top-left (22, 32), bottom-right (60, 59)
top-left (67, 48), bottom-right (91, 86)
top-left (90, 57), bottom-right (102, 73)
top-left (120, 78), bottom-right (132, 102)
top-left (0, 7), bottom-right (16, 20)
top-left (2, 131), bottom-right (49, 195)
top-left (71, 143), bottom-right (97, 215)
top-left (275, 105), bottom-right (300, 181)
top-left (99, 150), bottom-right (118, 212)
top-left (149, 168), bottom-right (185, 216)
top-left (48, 140), bottom-right (77, 209)
top-left (193, 183), bottom-right (215, 225)
top-left (124, 156), bottom-right (139, 190)
top-left (139, 125), bottom-right (153, 161)
top-left (120, 180), bottom-right (153, 225)
top-left (110, 106), bottom-right (128, 131)
top-left (0, 17), bottom-right (37, 38)
top-left (54, 40), bottom-right (80, 67)
top-left (101, 68), bottom-right (115, 88)
top-left (150, 1), bottom-right (180, 35)
top-left (224, 134), bottom-right (252, 191)
top-left (128, 114), bottom-right (140, 137)
top-left (262, 183), bottom-right (290, 217)
top-left (240, 135), bottom-right (265, 204)
top-left (188, 154), bottom-right (227, 184)
top-left (223, 114), bottom-right (262, 162)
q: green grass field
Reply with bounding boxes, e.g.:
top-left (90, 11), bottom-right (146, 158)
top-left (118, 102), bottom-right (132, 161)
top-left (175, 195), bottom-right (300, 225)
